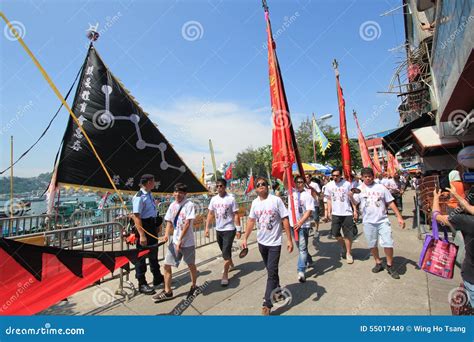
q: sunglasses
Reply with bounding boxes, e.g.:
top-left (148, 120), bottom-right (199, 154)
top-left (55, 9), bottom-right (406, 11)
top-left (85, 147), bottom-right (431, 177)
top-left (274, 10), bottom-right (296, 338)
top-left (256, 182), bottom-right (268, 187)
top-left (296, 181), bottom-right (305, 184)
top-left (216, 185), bottom-right (225, 188)
top-left (332, 174), bottom-right (341, 177)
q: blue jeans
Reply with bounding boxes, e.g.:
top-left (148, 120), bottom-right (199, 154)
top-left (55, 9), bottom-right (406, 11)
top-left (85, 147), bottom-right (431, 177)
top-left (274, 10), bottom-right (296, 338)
top-left (464, 280), bottom-right (474, 306)
top-left (293, 228), bottom-right (310, 273)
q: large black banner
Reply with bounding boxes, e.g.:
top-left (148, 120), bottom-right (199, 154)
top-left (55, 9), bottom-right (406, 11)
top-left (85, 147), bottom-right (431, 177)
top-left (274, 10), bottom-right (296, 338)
top-left (57, 45), bottom-right (206, 193)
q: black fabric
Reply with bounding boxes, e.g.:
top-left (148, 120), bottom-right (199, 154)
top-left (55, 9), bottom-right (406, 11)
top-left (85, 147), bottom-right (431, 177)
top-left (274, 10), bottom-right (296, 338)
top-left (382, 113), bottom-right (435, 155)
top-left (331, 215), bottom-right (356, 239)
top-left (135, 218), bottom-right (161, 284)
top-left (449, 214), bottom-right (474, 284)
top-left (216, 230), bottom-right (236, 260)
top-left (0, 237), bottom-right (161, 281)
top-left (56, 45), bottom-right (206, 194)
top-left (258, 243), bottom-right (281, 308)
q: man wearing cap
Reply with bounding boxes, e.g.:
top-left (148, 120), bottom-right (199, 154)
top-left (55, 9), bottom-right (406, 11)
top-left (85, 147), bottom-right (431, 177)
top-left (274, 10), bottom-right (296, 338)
top-left (132, 174), bottom-right (164, 295)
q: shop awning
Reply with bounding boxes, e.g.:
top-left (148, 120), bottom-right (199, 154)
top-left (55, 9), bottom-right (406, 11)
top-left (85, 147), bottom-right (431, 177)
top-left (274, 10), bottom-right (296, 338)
top-left (412, 125), bottom-right (474, 156)
top-left (382, 113), bottom-right (435, 154)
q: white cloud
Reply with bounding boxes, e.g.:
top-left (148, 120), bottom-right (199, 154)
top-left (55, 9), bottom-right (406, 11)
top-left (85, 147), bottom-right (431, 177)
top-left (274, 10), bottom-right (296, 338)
top-left (147, 99), bottom-right (273, 174)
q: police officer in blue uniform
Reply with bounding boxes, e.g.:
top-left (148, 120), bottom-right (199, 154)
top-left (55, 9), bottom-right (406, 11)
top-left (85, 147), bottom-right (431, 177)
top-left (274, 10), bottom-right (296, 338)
top-left (132, 174), bottom-right (164, 295)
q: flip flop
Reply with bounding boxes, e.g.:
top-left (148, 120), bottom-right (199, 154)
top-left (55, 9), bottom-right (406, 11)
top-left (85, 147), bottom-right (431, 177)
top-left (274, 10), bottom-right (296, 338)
top-left (239, 247), bottom-right (248, 259)
top-left (350, 188), bottom-right (361, 194)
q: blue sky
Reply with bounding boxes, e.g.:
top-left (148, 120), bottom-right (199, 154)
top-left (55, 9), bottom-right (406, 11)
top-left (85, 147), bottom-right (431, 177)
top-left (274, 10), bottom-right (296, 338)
top-left (0, 0), bottom-right (405, 177)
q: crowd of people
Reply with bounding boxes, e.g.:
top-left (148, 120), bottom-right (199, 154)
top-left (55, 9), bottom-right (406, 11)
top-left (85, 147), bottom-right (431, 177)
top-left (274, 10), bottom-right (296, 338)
top-left (129, 166), bottom-right (472, 316)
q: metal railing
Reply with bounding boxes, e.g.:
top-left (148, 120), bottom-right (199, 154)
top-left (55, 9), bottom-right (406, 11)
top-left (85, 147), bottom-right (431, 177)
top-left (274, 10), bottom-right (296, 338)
top-left (1, 214), bottom-right (66, 237)
top-left (8, 198), bottom-right (256, 303)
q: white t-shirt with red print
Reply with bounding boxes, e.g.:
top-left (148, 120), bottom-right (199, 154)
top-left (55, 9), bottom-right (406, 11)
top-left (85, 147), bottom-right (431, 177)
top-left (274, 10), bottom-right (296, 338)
top-left (249, 194), bottom-right (289, 247)
top-left (353, 183), bottom-right (394, 224)
top-left (324, 179), bottom-right (353, 216)
top-left (165, 199), bottom-right (196, 247)
top-left (288, 189), bottom-right (314, 228)
top-left (208, 193), bottom-right (238, 232)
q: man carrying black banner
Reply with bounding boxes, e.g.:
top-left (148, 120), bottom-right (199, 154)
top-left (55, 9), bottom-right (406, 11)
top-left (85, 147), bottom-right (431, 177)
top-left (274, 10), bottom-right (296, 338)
top-left (132, 174), bottom-right (164, 295)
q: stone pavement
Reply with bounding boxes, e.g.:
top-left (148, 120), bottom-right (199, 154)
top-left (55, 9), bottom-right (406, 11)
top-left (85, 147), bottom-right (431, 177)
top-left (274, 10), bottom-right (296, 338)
top-left (41, 190), bottom-right (462, 316)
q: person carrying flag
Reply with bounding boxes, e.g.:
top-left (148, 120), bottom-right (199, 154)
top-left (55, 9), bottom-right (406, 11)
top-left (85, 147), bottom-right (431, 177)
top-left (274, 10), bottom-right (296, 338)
top-left (242, 177), bottom-right (294, 315)
top-left (205, 178), bottom-right (241, 286)
top-left (290, 175), bottom-right (315, 282)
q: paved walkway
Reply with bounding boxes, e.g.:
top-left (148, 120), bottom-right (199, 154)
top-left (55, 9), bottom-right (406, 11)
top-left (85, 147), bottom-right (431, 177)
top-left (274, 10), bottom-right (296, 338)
top-left (41, 190), bottom-right (462, 316)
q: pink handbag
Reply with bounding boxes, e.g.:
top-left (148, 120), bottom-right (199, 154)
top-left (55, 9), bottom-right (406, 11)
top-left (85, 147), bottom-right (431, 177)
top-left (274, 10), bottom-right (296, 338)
top-left (419, 212), bottom-right (458, 279)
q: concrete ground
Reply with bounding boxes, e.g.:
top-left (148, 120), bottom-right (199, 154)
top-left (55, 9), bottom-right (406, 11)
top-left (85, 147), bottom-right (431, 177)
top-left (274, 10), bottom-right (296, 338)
top-left (40, 190), bottom-right (462, 316)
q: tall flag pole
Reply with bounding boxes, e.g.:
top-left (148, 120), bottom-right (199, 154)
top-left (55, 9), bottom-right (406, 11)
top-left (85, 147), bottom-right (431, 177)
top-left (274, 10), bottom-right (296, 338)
top-left (200, 157), bottom-right (205, 184)
top-left (353, 110), bottom-right (381, 174)
top-left (373, 146), bottom-right (382, 174)
top-left (333, 59), bottom-right (352, 181)
top-left (312, 113), bottom-right (331, 157)
top-left (263, 0), bottom-right (302, 240)
top-left (209, 139), bottom-right (218, 181)
top-left (312, 114), bottom-right (317, 163)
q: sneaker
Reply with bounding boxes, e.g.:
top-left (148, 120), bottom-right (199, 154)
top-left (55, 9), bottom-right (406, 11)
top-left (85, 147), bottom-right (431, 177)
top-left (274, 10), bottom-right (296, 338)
top-left (387, 266), bottom-right (400, 279)
top-left (261, 306), bottom-right (271, 316)
top-left (138, 284), bottom-right (156, 295)
top-left (152, 290), bottom-right (173, 302)
top-left (371, 263), bottom-right (384, 273)
top-left (346, 254), bottom-right (354, 264)
top-left (221, 279), bottom-right (229, 287)
top-left (187, 285), bottom-right (199, 299)
top-left (298, 272), bottom-right (306, 283)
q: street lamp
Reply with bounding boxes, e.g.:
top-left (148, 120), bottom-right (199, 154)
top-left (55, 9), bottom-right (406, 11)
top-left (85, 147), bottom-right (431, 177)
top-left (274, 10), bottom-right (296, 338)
top-left (317, 113), bottom-right (333, 122)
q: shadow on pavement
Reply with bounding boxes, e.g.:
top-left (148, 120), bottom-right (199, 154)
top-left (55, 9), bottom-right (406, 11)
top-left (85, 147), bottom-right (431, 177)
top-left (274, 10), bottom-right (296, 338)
top-left (271, 280), bottom-right (326, 315)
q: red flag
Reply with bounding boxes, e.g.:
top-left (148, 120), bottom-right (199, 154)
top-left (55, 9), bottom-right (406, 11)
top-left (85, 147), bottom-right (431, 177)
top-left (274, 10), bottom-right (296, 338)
top-left (387, 152), bottom-right (399, 177)
top-left (353, 111), bottom-right (381, 174)
top-left (333, 60), bottom-right (352, 181)
top-left (245, 174), bottom-right (255, 194)
top-left (224, 163), bottom-right (233, 180)
top-left (264, 2), bottom-right (302, 240)
top-left (373, 146), bottom-right (382, 174)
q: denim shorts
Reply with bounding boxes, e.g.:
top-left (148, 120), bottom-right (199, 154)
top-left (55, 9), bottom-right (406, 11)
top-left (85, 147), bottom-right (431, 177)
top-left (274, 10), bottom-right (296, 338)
top-left (312, 206), bottom-right (320, 223)
top-left (363, 219), bottom-right (394, 248)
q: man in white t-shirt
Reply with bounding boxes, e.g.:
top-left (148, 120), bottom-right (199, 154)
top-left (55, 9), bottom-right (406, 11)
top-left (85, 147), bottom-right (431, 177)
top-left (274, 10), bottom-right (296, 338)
top-left (291, 175), bottom-right (315, 282)
top-left (324, 168), bottom-right (358, 264)
top-left (349, 168), bottom-right (405, 279)
top-left (304, 174), bottom-right (321, 239)
top-left (205, 178), bottom-right (241, 286)
top-left (153, 183), bottom-right (199, 302)
top-left (242, 177), bottom-right (293, 316)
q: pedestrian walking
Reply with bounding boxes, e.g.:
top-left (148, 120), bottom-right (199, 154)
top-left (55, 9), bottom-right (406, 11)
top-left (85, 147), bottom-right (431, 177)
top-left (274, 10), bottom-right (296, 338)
top-left (242, 177), bottom-right (294, 315)
top-left (153, 183), bottom-right (199, 302)
top-left (324, 168), bottom-right (358, 263)
top-left (205, 178), bottom-right (241, 286)
top-left (349, 168), bottom-right (405, 279)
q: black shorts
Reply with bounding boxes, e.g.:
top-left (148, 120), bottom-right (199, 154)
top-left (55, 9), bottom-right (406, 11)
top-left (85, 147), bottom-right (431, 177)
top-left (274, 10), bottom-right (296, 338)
top-left (216, 230), bottom-right (236, 260)
top-left (331, 215), bottom-right (356, 239)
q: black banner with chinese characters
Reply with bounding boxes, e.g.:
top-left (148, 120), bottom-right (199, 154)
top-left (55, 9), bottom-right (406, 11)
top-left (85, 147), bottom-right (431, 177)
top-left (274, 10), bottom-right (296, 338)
top-left (56, 45), bottom-right (206, 194)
